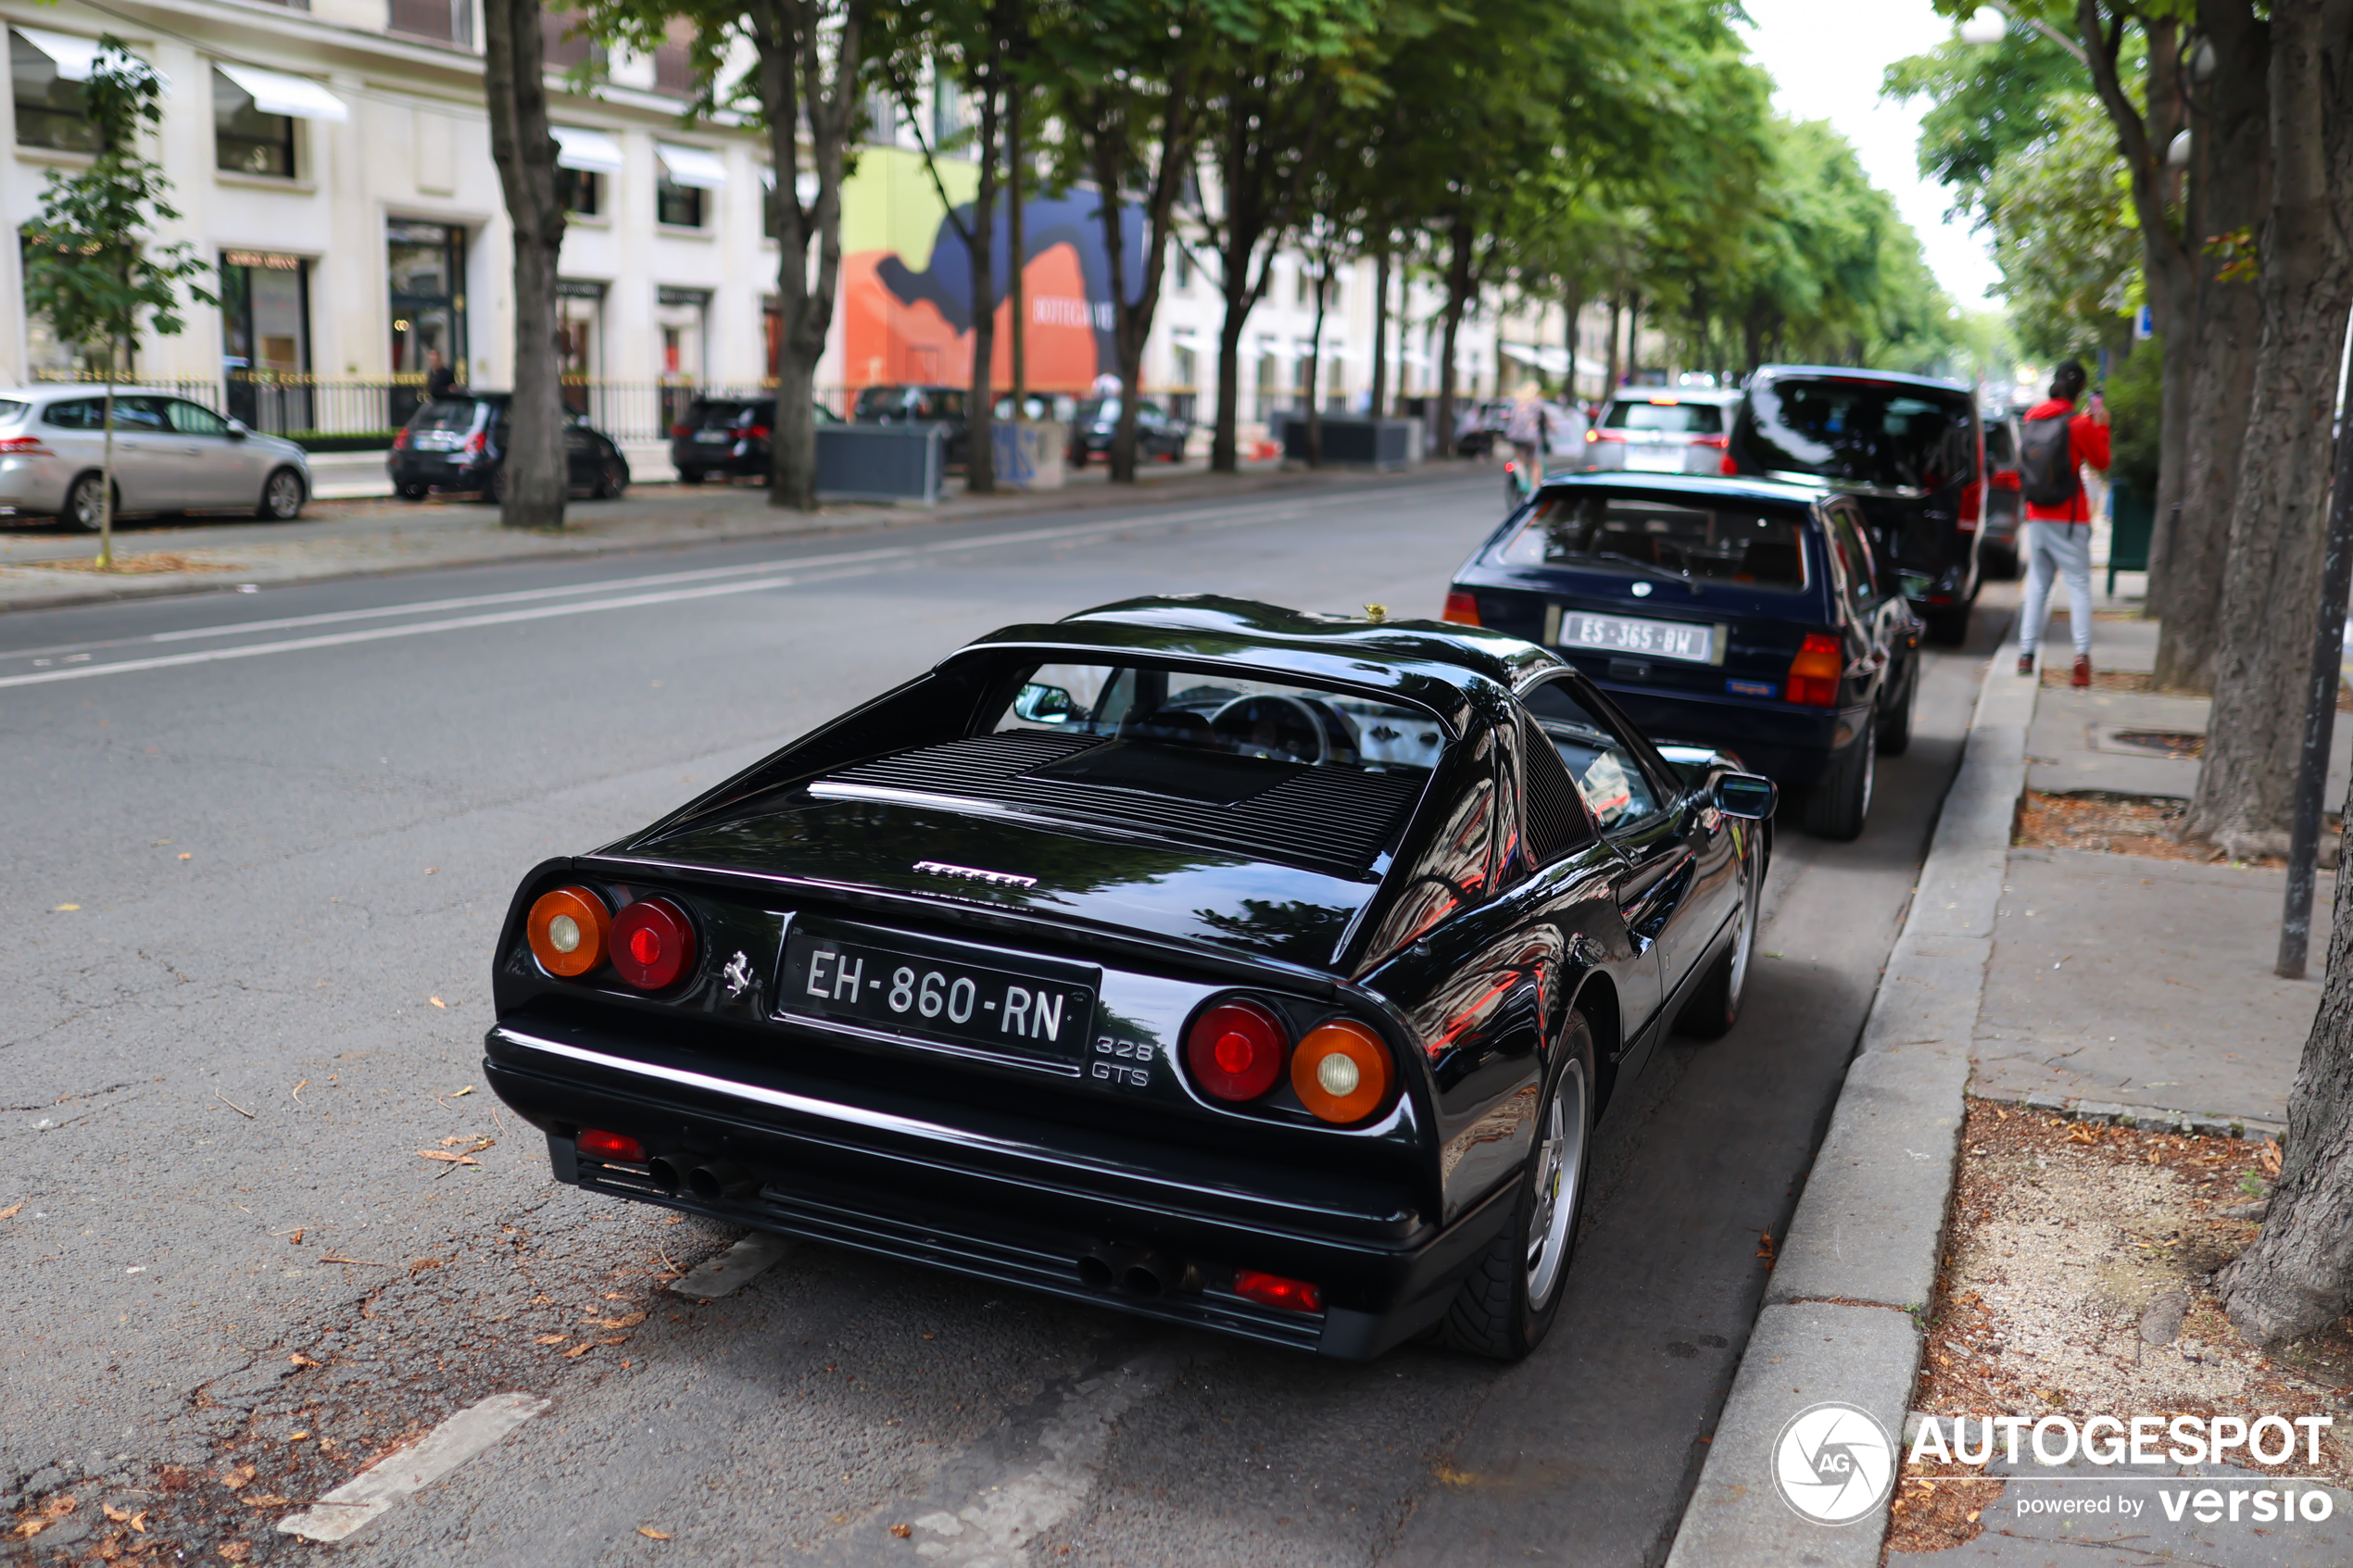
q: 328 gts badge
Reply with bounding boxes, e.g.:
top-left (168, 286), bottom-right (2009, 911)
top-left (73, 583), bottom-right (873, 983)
top-left (1092, 1035), bottom-right (1154, 1087)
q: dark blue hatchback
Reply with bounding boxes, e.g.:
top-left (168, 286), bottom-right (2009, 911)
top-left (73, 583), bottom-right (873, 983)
top-left (1443, 473), bottom-right (1920, 839)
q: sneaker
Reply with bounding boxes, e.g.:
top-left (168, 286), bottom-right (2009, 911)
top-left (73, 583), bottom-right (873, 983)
top-left (2016, 652), bottom-right (2035, 676)
top-left (2071, 655), bottom-right (2092, 688)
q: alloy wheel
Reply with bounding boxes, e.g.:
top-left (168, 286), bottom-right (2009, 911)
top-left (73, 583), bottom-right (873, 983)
top-left (264, 470), bottom-right (303, 520)
top-left (1523, 1060), bottom-right (1589, 1310)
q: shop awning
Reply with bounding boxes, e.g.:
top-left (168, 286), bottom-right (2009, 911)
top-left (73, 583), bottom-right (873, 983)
top-left (656, 143), bottom-right (729, 190)
top-left (14, 26), bottom-right (107, 81)
top-left (217, 64), bottom-right (348, 122)
top-left (550, 124), bottom-right (624, 173)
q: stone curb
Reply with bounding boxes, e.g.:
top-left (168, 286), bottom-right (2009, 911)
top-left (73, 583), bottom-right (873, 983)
top-left (1970, 1088), bottom-right (2284, 1142)
top-left (1665, 623), bottom-right (2032, 1568)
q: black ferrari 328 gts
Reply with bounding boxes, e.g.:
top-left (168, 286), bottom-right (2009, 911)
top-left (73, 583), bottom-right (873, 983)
top-left (484, 598), bottom-right (1775, 1361)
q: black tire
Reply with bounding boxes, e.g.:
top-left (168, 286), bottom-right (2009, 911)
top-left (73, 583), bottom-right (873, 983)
top-left (483, 465), bottom-right (510, 506)
top-left (594, 460), bottom-right (626, 500)
top-left (1876, 652), bottom-right (1918, 758)
top-left (60, 471), bottom-right (113, 533)
top-left (396, 483), bottom-right (429, 502)
top-left (1924, 601), bottom-right (1971, 646)
top-left (676, 467), bottom-right (706, 485)
top-left (1802, 735), bottom-right (1876, 841)
top-left (256, 466), bottom-right (305, 521)
top-left (1678, 837), bottom-right (1761, 1039)
top-left (1442, 1013), bottom-right (1596, 1361)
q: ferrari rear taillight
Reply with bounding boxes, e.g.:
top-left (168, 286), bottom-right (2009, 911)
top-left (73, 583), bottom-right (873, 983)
top-left (1441, 589), bottom-right (1481, 626)
top-left (609, 897), bottom-right (696, 990)
top-left (1233, 1270), bottom-right (1323, 1313)
top-left (527, 884), bottom-right (610, 977)
top-left (578, 1128), bottom-right (645, 1162)
top-left (1290, 1020), bottom-right (1392, 1124)
top-left (1785, 633), bottom-right (1843, 708)
top-left (1185, 999), bottom-right (1287, 1102)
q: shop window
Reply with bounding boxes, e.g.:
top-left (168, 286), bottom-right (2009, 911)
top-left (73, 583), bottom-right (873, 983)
top-left (656, 176), bottom-right (702, 228)
top-left (12, 31), bottom-right (99, 154)
top-left (214, 68), bottom-right (296, 176)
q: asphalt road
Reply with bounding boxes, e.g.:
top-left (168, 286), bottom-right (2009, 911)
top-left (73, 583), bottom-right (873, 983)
top-left (2, 474), bottom-right (2002, 1566)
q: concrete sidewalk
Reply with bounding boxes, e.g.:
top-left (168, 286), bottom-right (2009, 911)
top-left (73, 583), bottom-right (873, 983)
top-left (0, 459), bottom-right (1472, 613)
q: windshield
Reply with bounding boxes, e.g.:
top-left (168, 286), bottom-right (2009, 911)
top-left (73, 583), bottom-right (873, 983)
top-left (1604, 400), bottom-right (1724, 434)
top-left (992, 663), bottom-right (1446, 778)
top-left (1737, 379), bottom-right (1974, 491)
top-left (1499, 491), bottom-right (1811, 592)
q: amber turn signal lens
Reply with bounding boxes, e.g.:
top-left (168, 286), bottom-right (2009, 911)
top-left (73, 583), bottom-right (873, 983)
top-left (527, 885), bottom-right (610, 977)
top-left (1291, 1020), bottom-right (1393, 1124)
top-left (609, 897), bottom-right (696, 990)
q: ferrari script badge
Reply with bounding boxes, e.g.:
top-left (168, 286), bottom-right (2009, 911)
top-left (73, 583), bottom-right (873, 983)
top-left (914, 860), bottom-right (1038, 889)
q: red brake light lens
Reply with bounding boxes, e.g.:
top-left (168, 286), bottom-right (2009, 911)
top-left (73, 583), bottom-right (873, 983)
top-left (392, 427), bottom-right (411, 450)
top-left (0, 435), bottom-right (51, 455)
top-left (1958, 479), bottom-right (1982, 532)
top-left (462, 431), bottom-right (487, 458)
top-left (1185, 999), bottom-right (1288, 1102)
top-left (1991, 468), bottom-right (2020, 492)
top-left (1587, 430), bottom-right (1624, 443)
top-left (1692, 434), bottom-right (1729, 448)
top-left (1718, 453), bottom-right (1739, 476)
top-left (1233, 1270), bottom-right (1323, 1313)
top-left (578, 1128), bottom-right (645, 1162)
top-left (1785, 633), bottom-right (1843, 708)
top-left (671, 423), bottom-right (692, 438)
top-left (608, 897), bottom-right (697, 990)
top-left (747, 424), bottom-right (771, 439)
top-left (527, 884), bottom-right (610, 977)
top-left (1441, 589), bottom-right (1481, 626)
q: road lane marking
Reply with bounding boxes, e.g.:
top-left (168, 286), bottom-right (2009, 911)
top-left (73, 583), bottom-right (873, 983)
top-left (669, 1231), bottom-right (795, 1299)
top-left (275, 1391), bottom-right (547, 1543)
top-left (0, 490), bottom-right (1360, 663)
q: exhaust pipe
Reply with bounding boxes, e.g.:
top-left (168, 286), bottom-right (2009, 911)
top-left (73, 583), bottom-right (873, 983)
top-left (1118, 1250), bottom-right (1184, 1298)
top-left (686, 1161), bottom-right (758, 1202)
top-left (648, 1155), bottom-right (690, 1195)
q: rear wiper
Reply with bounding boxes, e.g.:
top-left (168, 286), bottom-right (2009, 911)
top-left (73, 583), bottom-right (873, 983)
top-left (1590, 552), bottom-right (1700, 592)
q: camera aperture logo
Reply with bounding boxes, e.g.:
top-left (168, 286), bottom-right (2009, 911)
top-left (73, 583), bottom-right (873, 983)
top-left (1773, 1401), bottom-right (1896, 1524)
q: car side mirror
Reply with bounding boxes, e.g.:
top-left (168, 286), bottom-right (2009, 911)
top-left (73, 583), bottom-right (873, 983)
top-left (1714, 771), bottom-right (1778, 821)
top-left (224, 419), bottom-right (248, 440)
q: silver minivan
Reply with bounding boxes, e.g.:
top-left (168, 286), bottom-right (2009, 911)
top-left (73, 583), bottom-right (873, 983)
top-left (0, 385), bottom-right (310, 527)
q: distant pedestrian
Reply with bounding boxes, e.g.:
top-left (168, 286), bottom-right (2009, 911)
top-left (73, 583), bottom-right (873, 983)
top-left (2016, 359), bottom-right (2111, 687)
top-left (1505, 382), bottom-right (1551, 484)
top-left (424, 350), bottom-right (457, 402)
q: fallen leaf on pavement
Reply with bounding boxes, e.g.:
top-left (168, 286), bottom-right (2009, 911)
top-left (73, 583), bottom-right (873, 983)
top-left (218, 1544), bottom-right (250, 1562)
top-left (288, 1353), bottom-right (321, 1369)
top-left (638, 1527), bottom-right (671, 1540)
top-left (429, 997), bottom-right (447, 1009)
top-left (104, 1505), bottom-right (130, 1524)
top-left (535, 1335), bottom-right (568, 1346)
top-left (451, 1085), bottom-right (473, 1096)
top-left (128, 1512), bottom-right (146, 1532)
top-left (890, 1524), bottom-right (913, 1538)
top-left (408, 1257), bottom-right (443, 1273)
top-left (220, 1463), bottom-right (255, 1491)
top-left (2065, 1123), bottom-right (2103, 1145)
top-left (585, 1311), bottom-right (648, 1330)
top-left (2260, 1138), bottom-right (2284, 1176)
top-left (287, 1228), bottom-right (304, 1246)
top-left (242, 1494), bottom-right (289, 1509)
top-left (414, 1150), bottom-right (480, 1165)
top-left (0, 1202), bottom-right (21, 1222)
top-left (563, 1341), bottom-right (598, 1359)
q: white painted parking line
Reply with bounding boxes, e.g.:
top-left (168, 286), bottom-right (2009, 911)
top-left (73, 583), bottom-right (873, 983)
top-left (274, 1391), bottom-right (548, 1543)
top-left (668, 1231), bottom-right (797, 1300)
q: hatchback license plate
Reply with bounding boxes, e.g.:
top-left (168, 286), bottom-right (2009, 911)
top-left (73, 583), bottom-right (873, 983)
top-left (1551, 607), bottom-right (1718, 664)
top-left (693, 430), bottom-right (732, 444)
top-left (781, 930), bottom-right (1098, 1062)
top-left (1625, 445), bottom-right (1684, 472)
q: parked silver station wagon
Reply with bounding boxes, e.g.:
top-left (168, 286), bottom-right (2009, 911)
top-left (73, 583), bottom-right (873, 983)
top-left (0, 385), bottom-right (311, 527)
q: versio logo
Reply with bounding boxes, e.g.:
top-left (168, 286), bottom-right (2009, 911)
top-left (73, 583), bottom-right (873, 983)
top-left (1772, 1401), bottom-right (1896, 1524)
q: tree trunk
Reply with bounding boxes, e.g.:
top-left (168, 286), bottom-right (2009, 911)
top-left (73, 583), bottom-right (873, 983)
top-left (2184, 0), bottom-right (2353, 858)
top-left (1304, 256), bottom-right (1327, 467)
top-left (1007, 81), bottom-right (1026, 412)
top-left (1369, 245), bottom-right (1389, 421)
top-left (484, 0), bottom-right (569, 530)
top-left (761, 0), bottom-right (863, 512)
top-left (1084, 76), bottom-right (1194, 484)
top-left (1604, 291), bottom-right (1622, 394)
top-left (1560, 277), bottom-right (1581, 406)
top-left (1435, 213), bottom-right (1472, 461)
top-left (963, 52), bottom-right (1001, 495)
top-left (2155, 3), bottom-right (2271, 687)
top-left (98, 372), bottom-right (116, 569)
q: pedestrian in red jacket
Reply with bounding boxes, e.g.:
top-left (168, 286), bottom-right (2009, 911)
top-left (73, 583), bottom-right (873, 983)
top-left (2015, 359), bottom-right (2112, 687)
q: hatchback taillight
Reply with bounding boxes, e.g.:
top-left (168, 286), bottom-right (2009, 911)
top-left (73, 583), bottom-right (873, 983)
top-left (746, 424), bottom-right (771, 439)
top-left (1785, 633), bottom-right (1843, 708)
top-left (1441, 589), bottom-right (1481, 626)
top-left (527, 885), bottom-right (610, 977)
top-left (392, 427), bottom-right (411, 451)
top-left (671, 423), bottom-right (692, 438)
top-left (462, 431), bottom-right (487, 458)
top-left (1586, 430), bottom-right (1624, 443)
top-left (1958, 480), bottom-right (1983, 531)
top-left (0, 435), bottom-right (50, 455)
top-left (1692, 434), bottom-right (1729, 448)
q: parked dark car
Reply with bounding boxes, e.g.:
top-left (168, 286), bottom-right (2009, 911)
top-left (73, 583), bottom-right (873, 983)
top-left (1068, 396), bottom-right (1190, 466)
top-left (1444, 472), bottom-right (1920, 839)
top-left (390, 395), bottom-right (630, 502)
top-left (1724, 366), bottom-right (1984, 645)
top-left (853, 383), bottom-right (969, 466)
top-left (1978, 408), bottom-right (2024, 580)
top-left (483, 597), bottom-right (1776, 1361)
top-left (672, 395), bottom-right (841, 485)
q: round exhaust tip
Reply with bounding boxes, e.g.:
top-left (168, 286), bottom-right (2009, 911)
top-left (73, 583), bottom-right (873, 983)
top-left (1077, 1254), bottom-right (1115, 1290)
top-left (1119, 1266), bottom-right (1166, 1298)
top-left (648, 1157), bottom-right (687, 1195)
top-left (686, 1166), bottom-right (724, 1201)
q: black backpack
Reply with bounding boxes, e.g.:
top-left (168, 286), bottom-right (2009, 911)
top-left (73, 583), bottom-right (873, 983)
top-left (2019, 412), bottom-right (2078, 507)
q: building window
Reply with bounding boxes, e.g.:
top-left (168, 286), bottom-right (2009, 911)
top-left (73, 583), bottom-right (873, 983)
top-left (1173, 248), bottom-right (1192, 293)
top-left (558, 167), bottom-right (599, 216)
top-left (213, 69), bottom-right (296, 176)
top-left (656, 175), bottom-right (702, 228)
top-left (652, 18), bottom-right (696, 96)
top-left (12, 31), bottom-right (99, 153)
top-left (931, 76), bottom-right (963, 147)
top-left (541, 7), bottom-right (602, 72)
top-left (387, 0), bottom-right (472, 46)
top-left (558, 280), bottom-right (604, 417)
top-left (220, 251), bottom-right (311, 429)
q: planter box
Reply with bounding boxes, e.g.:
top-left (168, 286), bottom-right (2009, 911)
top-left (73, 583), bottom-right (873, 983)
top-left (816, 423), bottom-right (945, 505)
top-left (992, 420), bottom-right (1068, 490)
top-left (1277, 417), bottom-right (1419, 470)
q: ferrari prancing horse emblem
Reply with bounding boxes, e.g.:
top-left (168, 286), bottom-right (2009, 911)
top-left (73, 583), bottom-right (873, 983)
top-left (722, 950), bottom-right (754, 998)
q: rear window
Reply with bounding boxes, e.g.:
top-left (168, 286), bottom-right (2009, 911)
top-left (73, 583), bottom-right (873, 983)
top-left (410, 398), bottom-right (483, 433)
top-left (1499, 491), bottom-right (1812, 592)
top-left (1604, 399), bottom-right (1724, 434)
top-left (685, 399), bottom-right (748, 430)
top-left (1736, 378), bottom-right (1975, 492)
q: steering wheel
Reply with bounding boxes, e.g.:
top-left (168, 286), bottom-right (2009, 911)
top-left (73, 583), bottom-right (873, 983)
top-left (1211, 695), bottom-right (1333, 764)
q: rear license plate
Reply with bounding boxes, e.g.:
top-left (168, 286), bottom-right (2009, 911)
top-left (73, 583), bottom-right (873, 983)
top-left (1548, 606), bottom-right (1721, 664)
top-left (693, 430), bottom-right (732, 444)
top-left (1625, 445), bottom-right (1684, 472)
top-left (780, 927), bottom-right (1099, 1064)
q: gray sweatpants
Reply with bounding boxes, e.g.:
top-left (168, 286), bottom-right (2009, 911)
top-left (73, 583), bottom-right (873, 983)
top-left (2020, 521), bottom-right (2094, 658)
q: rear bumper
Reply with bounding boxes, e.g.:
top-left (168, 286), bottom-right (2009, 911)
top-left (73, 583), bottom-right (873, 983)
top-left (1586, 683), bottom-right (1864, 787)
top-left (484, 1020), bottom-right (1503, 1359)
top-left (388, 453), bottom-right (490, 489)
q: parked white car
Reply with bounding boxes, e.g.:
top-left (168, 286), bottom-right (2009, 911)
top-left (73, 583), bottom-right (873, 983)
top-left (1581, 387), bottom-right (1743, 475)
top-left (0, 385), bottom-right (310, 527)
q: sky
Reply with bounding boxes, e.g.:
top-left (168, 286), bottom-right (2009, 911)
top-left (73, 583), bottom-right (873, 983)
top-left (1741, 0), bottom-right (2005, 309)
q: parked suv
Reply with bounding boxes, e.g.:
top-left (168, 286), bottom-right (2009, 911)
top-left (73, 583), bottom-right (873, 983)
top-left (1726, 367), bottom-right (1984, 645)
top-left (1581, 389), bottom-right (1742, 476)
top-left (389, 395), bottom-right (630, 502)
top-left (671, 395), bottom-right (839, 485)
top-left (0, 385), bottom-right (309, 526)
top-left (853, 383), bottom-right (969, 467)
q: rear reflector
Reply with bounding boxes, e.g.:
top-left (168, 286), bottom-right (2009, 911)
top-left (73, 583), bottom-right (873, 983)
top-left (1785, 633), bottom-right (1843, 708)
top-left (1290, 1020), bottom-right (1392, 1124)
top-left (527, 885), bottom-right (610, 977)
top-left (1185, 999), bottom-right (1288, 1102)
top-left (609, 897), bottom-right (697, 990)
top-left (1233, 1270), bottom-right (1324, 1313)
top-left (1441, 589), bottom-right (1481, 626)
top-left (578, 1128), bottom-right (645, 1162)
